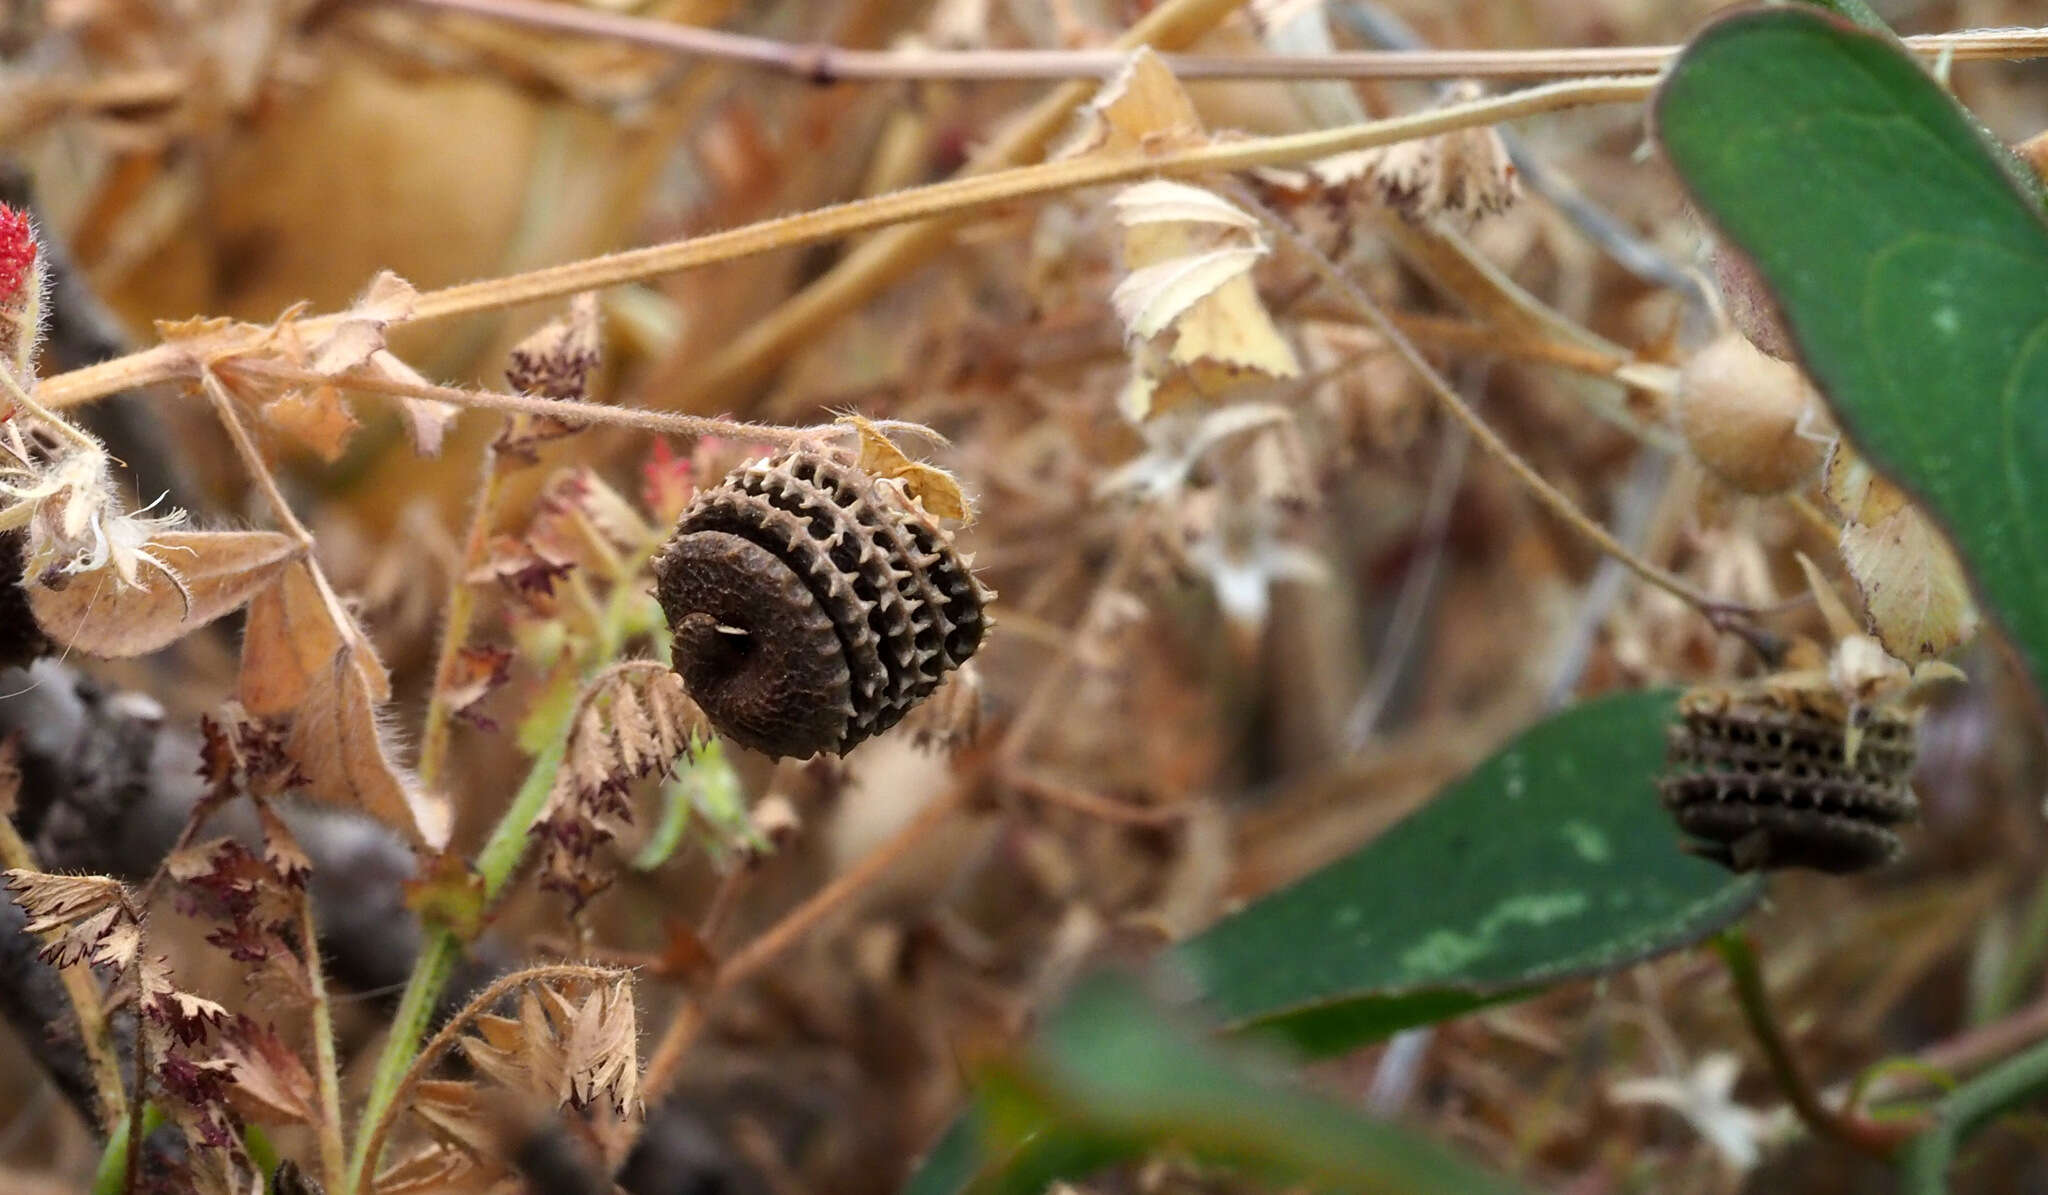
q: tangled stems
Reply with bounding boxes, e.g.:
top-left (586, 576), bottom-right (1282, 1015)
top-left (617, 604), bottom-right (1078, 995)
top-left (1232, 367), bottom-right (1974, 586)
top-left (1895, 1033), bottom-right (2048, 1192)
top-left (344, 582), bottom-right (651, 1194)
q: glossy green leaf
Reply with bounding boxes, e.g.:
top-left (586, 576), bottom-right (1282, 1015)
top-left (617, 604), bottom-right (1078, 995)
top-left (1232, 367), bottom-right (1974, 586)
top-left (916, 977), bottom-right (1522, 1195)
top-left (1657, 8), bottom-right (2048, 695)
top-left (1172, 689), bottom-right (1761, 1055)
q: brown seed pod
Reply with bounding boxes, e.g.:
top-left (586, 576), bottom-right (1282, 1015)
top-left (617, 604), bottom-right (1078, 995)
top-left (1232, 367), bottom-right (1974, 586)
top-left (1676, 331), bottom-right (1825, 496)
top-left (652, 448), bottom-right (989, 760)
top-left (1658, 684), bottom-right (1920, 874)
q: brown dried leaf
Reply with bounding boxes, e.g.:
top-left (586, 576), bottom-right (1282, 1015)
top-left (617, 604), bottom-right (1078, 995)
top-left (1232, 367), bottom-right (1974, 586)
top-left (562, 980), bottom-right (638, 1113)
top-left (413, 1080), bottom-right (503, 1160)
top-left (30, 530), bottom-right (299, 657)
top-left (287, 646), bottom-right (450, 848)
top-left (444, 644), bottom-right (514, 731)
top-left (1098, 141), bottom-right (1296, 419)
top-left (374, 1142), bottom-right (494, 1195)
top-left (240, 561), bottom-right (392, 716)
top-left (254, 802), bottom-right (313, 888)
top-left (375, 351), bottom-right (459, 458)
top-left (4, 870), bottom-right (129, 935)
top-left (262, 384), bottom-right (361, 462)
top-left (506, 293), bottom-right (602, 402)
top-left (218, 1020), bottom-right (318, 1126)
top-left (1823, 444), bottom-right (1980, 661)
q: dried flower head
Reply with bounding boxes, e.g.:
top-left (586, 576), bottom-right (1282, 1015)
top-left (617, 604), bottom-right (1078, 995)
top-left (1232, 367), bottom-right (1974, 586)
top-left (1325, 84), bottom-right (1519, 226)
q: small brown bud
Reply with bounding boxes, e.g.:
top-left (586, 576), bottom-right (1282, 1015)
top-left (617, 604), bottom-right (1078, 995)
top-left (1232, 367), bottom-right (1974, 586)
top-left (1677, 331), bottom-right (1825, 495)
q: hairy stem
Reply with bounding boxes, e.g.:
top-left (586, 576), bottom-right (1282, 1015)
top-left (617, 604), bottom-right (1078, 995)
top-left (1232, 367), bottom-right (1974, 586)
top-left (300, 891), bottom-right (348, 1194)
top-left (347, 580), bottom-right (652, 1193)
top-left (217, 361), bottom-right (823, 445)
top-left (36, 75), bottom-right (1653, 413)
top-left (397, 0), bottom-right (2048, 82)
top-left (417, 441), bottom-right (509, 793)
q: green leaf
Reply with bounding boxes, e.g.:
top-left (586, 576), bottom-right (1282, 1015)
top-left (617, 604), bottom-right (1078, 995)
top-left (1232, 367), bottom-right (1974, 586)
top-left (1172, 689), bottom-right (1761, 1055)
top-left (1794, 0), bottom-right (1891, 35)
top-left (930, 977), bottom-right (1524, 1195)
top-left (1656, 8), bottom-right (2048, 695)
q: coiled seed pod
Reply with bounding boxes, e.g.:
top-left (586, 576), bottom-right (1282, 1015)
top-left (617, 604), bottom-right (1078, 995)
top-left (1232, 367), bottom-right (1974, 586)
top-left (1658, 685), bottom-right (1919, 874)
top-left (653, 448), bottom-right (990, 760)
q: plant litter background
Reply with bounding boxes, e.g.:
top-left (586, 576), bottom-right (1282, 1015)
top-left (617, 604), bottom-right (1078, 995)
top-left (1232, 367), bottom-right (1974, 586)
top-left (6, 0), bottom-right (2048, 1193)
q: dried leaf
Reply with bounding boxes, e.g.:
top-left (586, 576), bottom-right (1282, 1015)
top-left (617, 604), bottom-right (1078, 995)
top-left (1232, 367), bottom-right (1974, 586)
top-left (218, 1019), bottom-right (318, 1126)
top-left (255, 802), bottom-right (313, 888)
top-left (1841, 499), bottom-right (1981, 661)
top-left (840, 415), bottom-right (971, 521)
top-left (4, 870), bottom-right (134, 969)
top-left (30, 530), bottom-right (298, 657)
top-left (1080, 49), bottom-right (1207, 156)
top-left (562, 981), bottom-right (638, 1113)
top-left (1090, 66), bottom-right (1298, 421)
top-left (506, 293), bottom-right (603, 402)
top-left (262, 385), bottom-right (360, 462)
top-left (1822, 444), bottom-right (1980, 661)
top-left (377, 351), bottom-right (459, 457)
top-left (1108, 180), bottom-right (1263, 230)
top-left (287, 646), bottom-right (450, 848)
top-left (1111, 246), bottom-right (1266, 341)
top-left (443, 644), bottom-right (514, 731)
top-left (240, 561), bottom-right (392, 716)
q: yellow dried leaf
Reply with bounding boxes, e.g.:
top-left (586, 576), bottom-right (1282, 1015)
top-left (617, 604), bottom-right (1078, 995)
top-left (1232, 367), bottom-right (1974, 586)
top-left (1109, 180), bottom-right (1262, 230)
top-left (287, 646), bottom-right (450, 848)
top-left (1087, 48), bottom-right (1207, 155)
top-left (1841, 499), bottom-right (1980, 662)
top-left (840, 415), bottom-right (972, 521)
top-left (1094, 74), bottom-right (1298, 422)
top-left (30, 531), bottom-right (299, 658)
top-left (1112, 246), bottom-right (1266, 340)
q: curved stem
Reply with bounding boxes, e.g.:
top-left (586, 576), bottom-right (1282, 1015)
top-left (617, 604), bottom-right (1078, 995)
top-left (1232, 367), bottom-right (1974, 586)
top-left (1714, 931), bottom-right (1918, 1159)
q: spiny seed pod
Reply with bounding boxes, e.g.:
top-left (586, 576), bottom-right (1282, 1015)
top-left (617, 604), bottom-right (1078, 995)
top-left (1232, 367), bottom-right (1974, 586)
top-left (1676, 332), bottom-right (1825, 496)
top-left (652, 448), bottom-right (989, 760)
top-left (1658, 685), bottom-right (1919, 874)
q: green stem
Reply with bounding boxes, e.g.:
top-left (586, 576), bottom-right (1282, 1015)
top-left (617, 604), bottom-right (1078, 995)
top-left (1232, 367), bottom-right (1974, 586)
top-left (1714, 930), bottom-right (1910, 1159)
top-left (342, 736), bottom-right (564, 1194)
top-left (91, 1104), bottom-right (162, 1195)
top-left (300, 890), bottom-right (348, 1194)
top-left (1896, 1033), bottom-right (2048, 1193)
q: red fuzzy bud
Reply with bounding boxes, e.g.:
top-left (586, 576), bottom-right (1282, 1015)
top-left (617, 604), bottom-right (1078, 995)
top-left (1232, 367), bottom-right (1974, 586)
top-left (0, 205), bottom-right (34, 303)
